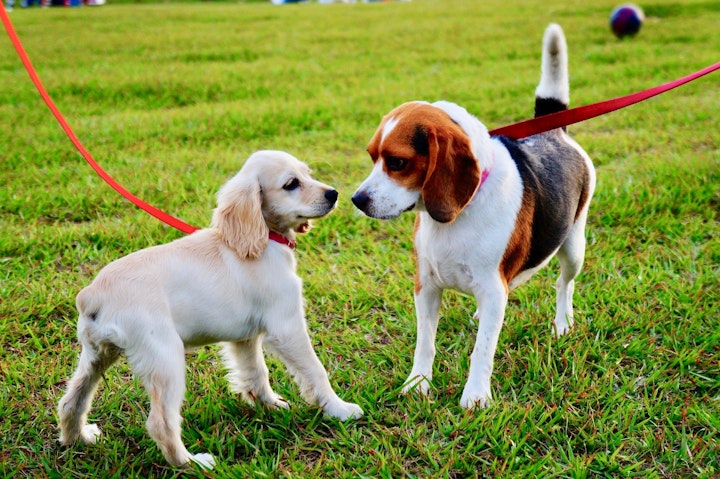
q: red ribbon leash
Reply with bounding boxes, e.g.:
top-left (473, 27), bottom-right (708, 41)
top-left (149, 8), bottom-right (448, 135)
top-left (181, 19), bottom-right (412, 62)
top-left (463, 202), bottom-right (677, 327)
top-left (1, 7), bottom-right (199, 234)
top-left (489, 61), bottom-right (720, 139)
top-left (3, 7), bottom-right (718, 234)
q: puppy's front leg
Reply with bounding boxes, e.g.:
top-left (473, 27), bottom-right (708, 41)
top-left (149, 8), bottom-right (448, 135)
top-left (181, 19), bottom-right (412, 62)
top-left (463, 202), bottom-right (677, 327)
top-left (460, 279), bottom-right (508, 409)
top-left (265, 319), bottom-right (363, 420)
top-left (402, 282), bottom-right (442, 396)
top-left (222, 338), bottom-right (288, 409)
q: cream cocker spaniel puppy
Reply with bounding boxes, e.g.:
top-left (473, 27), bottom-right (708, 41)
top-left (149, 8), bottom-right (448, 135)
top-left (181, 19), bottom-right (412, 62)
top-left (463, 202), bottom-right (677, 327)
top-left (58, 150), bottom-right (363, 470)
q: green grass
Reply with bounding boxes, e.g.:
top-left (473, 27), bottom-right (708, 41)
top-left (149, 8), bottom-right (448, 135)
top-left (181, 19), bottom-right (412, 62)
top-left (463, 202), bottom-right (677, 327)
top-left (1, 0), bottom-right (719, 477)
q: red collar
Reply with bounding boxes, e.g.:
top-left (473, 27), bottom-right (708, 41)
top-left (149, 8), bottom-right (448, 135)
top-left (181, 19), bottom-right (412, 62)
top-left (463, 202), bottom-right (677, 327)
top-left (269, 231), bottom-right (295, 250)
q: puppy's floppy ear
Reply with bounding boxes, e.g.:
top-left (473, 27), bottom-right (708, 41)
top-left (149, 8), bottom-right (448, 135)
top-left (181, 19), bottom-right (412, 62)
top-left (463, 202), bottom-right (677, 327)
top-left (422, 124), bottom-right (481, 223)
top-left (212, 176), bottom-right (269, 260)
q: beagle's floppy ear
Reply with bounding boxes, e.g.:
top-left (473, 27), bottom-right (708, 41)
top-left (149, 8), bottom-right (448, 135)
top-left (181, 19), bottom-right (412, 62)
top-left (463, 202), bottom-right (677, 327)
top-left (211, 176), bottom-right (269, 260)
top-left (422, 124), bottom-right (482, 223)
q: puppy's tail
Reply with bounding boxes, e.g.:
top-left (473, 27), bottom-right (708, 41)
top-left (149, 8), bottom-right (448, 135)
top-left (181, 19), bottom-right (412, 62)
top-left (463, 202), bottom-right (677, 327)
top-left (534, 23), bottom-right (569, 121)
top-left (76, 286), bottom-right (126, 348)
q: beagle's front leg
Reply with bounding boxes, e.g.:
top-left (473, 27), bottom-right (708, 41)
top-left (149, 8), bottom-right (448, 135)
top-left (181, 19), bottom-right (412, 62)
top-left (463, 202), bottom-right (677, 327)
top-left (402, 281), bottom-right (443, 396)
top-left (460, 278), bottom-right (508, 409)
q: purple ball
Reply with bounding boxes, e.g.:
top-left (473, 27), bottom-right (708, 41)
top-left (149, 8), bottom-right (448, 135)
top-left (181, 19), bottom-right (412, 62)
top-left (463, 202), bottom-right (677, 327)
top-left (610, 4), bottom-right (644, 38)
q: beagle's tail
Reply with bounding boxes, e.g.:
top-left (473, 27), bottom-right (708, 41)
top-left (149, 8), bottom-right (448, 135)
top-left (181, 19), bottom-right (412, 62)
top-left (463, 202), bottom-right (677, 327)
top-left (534, 23), bottom-right (569, 120)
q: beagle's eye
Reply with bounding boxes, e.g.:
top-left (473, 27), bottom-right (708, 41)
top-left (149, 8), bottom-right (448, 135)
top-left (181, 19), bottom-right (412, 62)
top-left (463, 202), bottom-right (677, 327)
top-left (385, 156), bottom-right (407, 172)
top-left (283, 178), bottom-right (300, 191)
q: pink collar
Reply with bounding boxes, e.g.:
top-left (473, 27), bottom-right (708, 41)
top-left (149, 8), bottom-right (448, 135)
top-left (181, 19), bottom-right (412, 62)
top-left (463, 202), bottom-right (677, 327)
top-left (269, 231), bottom-right (295, 250)
top-left (480, 169), bottom-right (490, 184)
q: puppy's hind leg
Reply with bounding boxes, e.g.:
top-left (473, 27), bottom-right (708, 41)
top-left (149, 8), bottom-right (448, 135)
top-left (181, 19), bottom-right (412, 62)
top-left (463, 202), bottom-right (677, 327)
top-left (126, 331), bottom-right (215, 470)
top-left (554, 215), bottom-right (588, 336)
top-left (222, 337), bottom-right (288, 409)
top-left (58, 339), bottom-right (121, 446)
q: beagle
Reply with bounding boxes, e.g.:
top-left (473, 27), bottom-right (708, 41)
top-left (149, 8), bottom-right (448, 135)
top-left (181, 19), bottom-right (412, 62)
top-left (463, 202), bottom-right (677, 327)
top-left (352, 24), bottom-right (596, 408)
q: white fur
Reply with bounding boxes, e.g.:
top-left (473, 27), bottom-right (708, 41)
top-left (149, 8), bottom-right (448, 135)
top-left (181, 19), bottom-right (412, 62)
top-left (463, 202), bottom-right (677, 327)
top-left (535, 23), bottom-right (569, 104)
top-left (57, 150), bottom-right (362, 470)
top-left (353, 161), bottom-right (419, 219)
top-left (381, 115), bottom-right (400, 141)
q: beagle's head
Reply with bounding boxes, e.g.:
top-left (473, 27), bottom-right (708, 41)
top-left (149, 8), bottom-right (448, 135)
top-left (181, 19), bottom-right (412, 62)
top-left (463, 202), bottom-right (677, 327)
top-left (352, 101), bottom-right (482, 223)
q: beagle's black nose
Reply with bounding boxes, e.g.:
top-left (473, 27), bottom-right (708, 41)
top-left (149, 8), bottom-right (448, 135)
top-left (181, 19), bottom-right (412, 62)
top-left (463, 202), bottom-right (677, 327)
top-left (325, 189), bottom-right (339, 204)
top-left (351, 191), bottom-right (369, 212)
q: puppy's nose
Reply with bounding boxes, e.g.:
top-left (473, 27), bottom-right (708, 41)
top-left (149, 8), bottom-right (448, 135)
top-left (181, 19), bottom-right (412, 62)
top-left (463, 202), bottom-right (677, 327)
top-left (325, 189), bottom-right (339, 204)
top-left (351, 191), bottom-right (369, 212)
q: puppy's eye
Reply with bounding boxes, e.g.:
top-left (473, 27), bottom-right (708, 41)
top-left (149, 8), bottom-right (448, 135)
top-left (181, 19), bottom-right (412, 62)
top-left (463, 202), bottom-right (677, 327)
top-left (283, 178), bottom-right (300, 191)
top-left (385, 156), bottom-right (407, 172)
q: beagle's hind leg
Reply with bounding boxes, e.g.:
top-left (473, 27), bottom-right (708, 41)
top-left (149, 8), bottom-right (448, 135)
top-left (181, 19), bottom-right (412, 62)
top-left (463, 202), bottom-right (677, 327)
top-left (554, 216), bottom-right (588, 336)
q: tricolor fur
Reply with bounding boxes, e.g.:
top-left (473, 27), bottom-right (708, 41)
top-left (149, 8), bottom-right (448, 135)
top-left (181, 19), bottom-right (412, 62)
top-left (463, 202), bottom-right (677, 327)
top-left (352, 24), bottom-right (596, 408)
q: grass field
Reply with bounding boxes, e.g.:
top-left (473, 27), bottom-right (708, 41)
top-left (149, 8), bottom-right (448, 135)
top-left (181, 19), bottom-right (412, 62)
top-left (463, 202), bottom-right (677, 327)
top-left (1, 0), bottom-right (719, 477)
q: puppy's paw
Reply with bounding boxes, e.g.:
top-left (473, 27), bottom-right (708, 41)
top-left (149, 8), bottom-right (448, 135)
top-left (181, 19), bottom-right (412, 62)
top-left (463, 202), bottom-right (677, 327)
top-left (79, 424), bottom-right (102, 444)
top-left (401, 374), bottom-right (431, 396)
top-left (190, 453), bottom-right (216, 470)
top-left (323, 400), bottom-right (363, 420)
top-left (264, 394), bottom-right (290, 410)
top-left (239, 388), bottom-right (289, 410)
top-left (459, 389), bottom-right (492, 409)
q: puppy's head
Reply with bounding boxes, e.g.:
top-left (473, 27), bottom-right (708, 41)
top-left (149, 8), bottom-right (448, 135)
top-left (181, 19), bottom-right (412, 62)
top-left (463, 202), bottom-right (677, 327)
top-left (352, 101), bottom-right (482, 223)
top-left (212, 150), bottom-right (338, 259)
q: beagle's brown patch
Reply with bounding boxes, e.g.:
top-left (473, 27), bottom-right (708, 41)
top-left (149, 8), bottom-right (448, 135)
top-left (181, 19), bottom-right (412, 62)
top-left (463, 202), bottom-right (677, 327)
top-left (499, 193), bottom-right (535, 290)
top-left (575, 171), bottom-right (591, 221)
top-left (367, 103), bottom-right (433, 191)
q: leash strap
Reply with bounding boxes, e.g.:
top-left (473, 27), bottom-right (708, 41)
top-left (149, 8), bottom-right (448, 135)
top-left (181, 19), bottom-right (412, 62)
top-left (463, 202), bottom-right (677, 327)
top-left (489, 61), bottom-right (720, 139)
top-left (1, 7), bottom-right (199, 234)
top-left (3, 7), bottom-right (717, 233)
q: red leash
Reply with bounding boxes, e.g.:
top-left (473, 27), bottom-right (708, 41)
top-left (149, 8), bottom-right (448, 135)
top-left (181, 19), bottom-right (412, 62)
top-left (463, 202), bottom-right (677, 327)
top-left (1, 7), bottom-right (199, 234)
top-left (490, 61), bottom-right (720, 139)
top-left (2, 8), bottom-right (717, 234)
